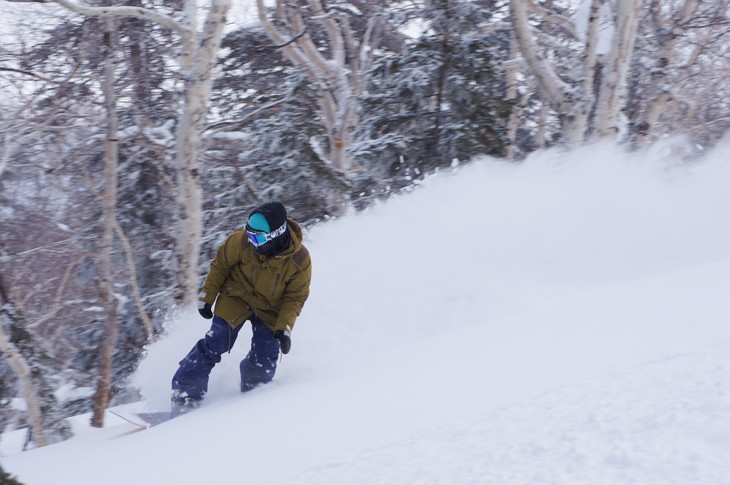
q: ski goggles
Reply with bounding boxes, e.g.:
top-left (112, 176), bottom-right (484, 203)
top-left (245, 221), bottom-right (287, 247)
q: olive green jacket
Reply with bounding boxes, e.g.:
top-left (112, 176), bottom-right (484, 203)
top-left (197, 219), bottom-right (312, 332)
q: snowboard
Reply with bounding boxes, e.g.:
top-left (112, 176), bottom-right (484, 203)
top-left (110, 407), bottom-right (174, 428)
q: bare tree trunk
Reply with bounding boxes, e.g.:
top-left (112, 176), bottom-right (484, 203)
top-left (510, 0), bottom-right (589, 147)
top-left (577, 0), bottom-right (605, 139)
top-left (633, 0), bottom-right (700, 149)
top-left (113, 221), bottom-right (153, 339)
top-left (0, 277), bottom-right (72, 446)
top-left (509, 0), bottom-right (570, 104)
top-left (0, 323), bottom-right (48, 447)
top-left (91, 15), bottom-right (119, 429)
top-left (505, 33), bottom-right (524, 160)
top-left (593, 0), bottom-right (642, 139)
top-left (536, 97), bottom-right (549, 149)
top-left (174, 0), bottom-right (231, 305)
top-left (636, 91), bottom-right (670, 148)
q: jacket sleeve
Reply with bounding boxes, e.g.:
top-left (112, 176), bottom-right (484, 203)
top-left (198, 232), bottom-right (244, 305)
top-left (275, 251), bottom-right (312, 333)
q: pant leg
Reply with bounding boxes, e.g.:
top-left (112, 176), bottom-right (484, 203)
top-left (239, 317), bottom-right (281, 392)
top-left (172, 316), bottom-right (242, 400)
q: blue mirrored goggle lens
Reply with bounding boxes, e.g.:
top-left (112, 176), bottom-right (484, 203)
top-left (247, 230), bottom-right (268, 247)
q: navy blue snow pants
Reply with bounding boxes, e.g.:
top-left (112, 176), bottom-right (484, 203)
top-left (171, 315), bottom-right (280, 400)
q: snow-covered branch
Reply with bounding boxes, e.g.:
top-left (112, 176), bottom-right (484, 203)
top-left (528, 0), bottom-right (578, 38)
top-left (499, 57), bottom-right (525, 69)
top-left (509, 0), bottom-right (574, 104)
top-left (205, 98), bottom-right (289, 133)
top-left (46, 0), bottom-right (191, 41)
top-left (256, 0), bottom-right (374, 172)
top-left (477, 22), bottom-right (513, 35)
top-left (0, 66), bottom-right (56, 83)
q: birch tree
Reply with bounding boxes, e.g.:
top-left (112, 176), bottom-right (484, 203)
top-left (255, 0), bottom-right (385, 176)
top-left (0, 278), bottom-right (73, 447)
top-left (89, 14), bottom-right (119, 429)
top-left (173, 0), bottom-right (232, 304)
top-left (2, 0), bottom-right (232, 428)
top-left (509, 0), bottom-right (643, 147)
top-left (5, 0), bottom-right (233, 305)
top-left (593, 0), bottom-right (643, 139)
top-left (504, 31), bottom-right (529, 159)
top-left (0, 314), bottom-right (50, 447)
top-left (630, 0), bottom-right (728, 149)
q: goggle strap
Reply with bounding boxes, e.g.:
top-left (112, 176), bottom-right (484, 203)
top-left (268, 221), bottom-right (287, 238)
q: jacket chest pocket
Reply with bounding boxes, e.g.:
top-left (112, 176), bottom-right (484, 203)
top-left (265, 274), bottom-right (285, 307)
top-left (254, 268), bottom-right (284, 304)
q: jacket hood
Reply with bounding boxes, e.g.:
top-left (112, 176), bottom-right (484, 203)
top-left (275, 218), bottom-right (304, 258)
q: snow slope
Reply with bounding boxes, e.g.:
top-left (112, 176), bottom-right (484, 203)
top-left (3, 139), bottom-right (730, 484)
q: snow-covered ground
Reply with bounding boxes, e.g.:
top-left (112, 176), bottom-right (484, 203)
top-left (2, 138), bottom-right (730, 484)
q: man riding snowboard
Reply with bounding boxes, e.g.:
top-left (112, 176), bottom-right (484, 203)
top-left (171, 201), bottom-right (312, 415)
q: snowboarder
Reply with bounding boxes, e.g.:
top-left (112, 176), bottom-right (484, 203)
top-left (171, 201), bottom-right (312, 415)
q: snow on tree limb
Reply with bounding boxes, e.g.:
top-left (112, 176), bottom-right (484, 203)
top-left (205, 98), bottom-right (289, 133)
top-left (255, 0), bottom-right (329, 85)
top-left (528, 0), bottom-right (578, 39)
top-left (256, 0), bottom-right (371, 172)
top-left (0, 67), bottom-right (55, 83)
top-left (509, 0), bottom-right (575, 104)
top-left (24, 0), bottom-right (193, 41)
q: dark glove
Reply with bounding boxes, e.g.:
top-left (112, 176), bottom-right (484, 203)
top-left (274, 330), bottom-right (291, 354)
top-left (197, 301), bottom-right (213, 319)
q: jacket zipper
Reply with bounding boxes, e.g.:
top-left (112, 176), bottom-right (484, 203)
top-left (271, 274), bottom-right (280, 296)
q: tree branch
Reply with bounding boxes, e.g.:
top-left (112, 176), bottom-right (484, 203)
top-left (528, 0), bottom-right (578, 38)
top-left (0, 67), bottom-right (56, 83)
top-left (205, 98), bottom-right (289, 133)
top-left (113, 220), bottom-right (153, 341)
top-left (509, 0), bottom-right (574, 104)
top-left (14, 0), bottom-right (193, 41)
top-left (272, 27), bottom-right (307, 48)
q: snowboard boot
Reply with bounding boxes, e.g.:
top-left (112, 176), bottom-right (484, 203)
top-left (171, 390), bottom-right (202, 417)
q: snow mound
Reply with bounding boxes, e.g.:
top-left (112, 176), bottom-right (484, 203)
top-left (3, 139), bottom-right (730, 485)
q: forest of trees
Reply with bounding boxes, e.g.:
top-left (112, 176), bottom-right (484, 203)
top-left (0, 0), bottom-right (727, 447)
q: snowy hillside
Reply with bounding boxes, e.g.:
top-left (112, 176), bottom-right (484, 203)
top-left (2, 139), bottom-right (730, 484)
